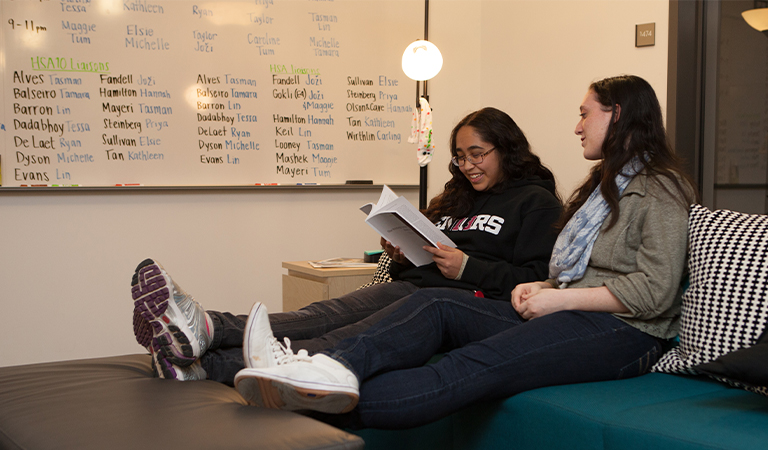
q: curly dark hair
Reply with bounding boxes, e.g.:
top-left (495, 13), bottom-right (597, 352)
top-left (560, 75), bottom-right (699, 230)
top-left (423, 107), bottom-right (558, 221)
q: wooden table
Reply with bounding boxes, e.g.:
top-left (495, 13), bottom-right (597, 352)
top-left (281, 261), bottom-right (376, 311)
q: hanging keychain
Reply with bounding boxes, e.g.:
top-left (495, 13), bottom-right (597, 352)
top-left (409, 97), bottom-right (434, 167)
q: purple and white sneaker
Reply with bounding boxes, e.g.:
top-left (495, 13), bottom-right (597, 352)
top-left (131, 259), bottom-right (212, 367)
top-left (153, 351), bottom-right (207, 381)
top-left (133, 307), bottom-right (154, 352)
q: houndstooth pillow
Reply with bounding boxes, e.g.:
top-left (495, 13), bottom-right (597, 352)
top-left (652, 204), bottom-right (768, 396)
top-left (357, 252), bottom-right (392, 289)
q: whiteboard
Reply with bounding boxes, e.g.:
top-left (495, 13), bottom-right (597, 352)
top-left (0, 0), bottom-right (423, 187)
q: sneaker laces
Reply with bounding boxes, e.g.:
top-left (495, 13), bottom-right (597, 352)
top-left (271, 337), bottom-right (311, 365)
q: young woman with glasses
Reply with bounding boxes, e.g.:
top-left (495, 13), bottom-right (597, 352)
top-left (234, 75), bottom-right (699, 430)
top-left (131, 107), bottom-right (563, 384)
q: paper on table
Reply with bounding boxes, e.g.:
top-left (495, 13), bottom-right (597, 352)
top-left (308, 258), bottom-right (377, 268)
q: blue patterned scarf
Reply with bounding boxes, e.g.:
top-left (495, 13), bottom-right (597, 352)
top-left (549, 159), bottom-right (643, 286)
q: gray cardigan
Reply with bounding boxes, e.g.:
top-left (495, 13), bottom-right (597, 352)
top-left (551, 173), bottom-right (691, 339)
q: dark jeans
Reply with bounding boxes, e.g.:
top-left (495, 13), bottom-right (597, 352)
top-left (323, 288), bottom-right (664, 430)
top-left (200, 281), bottom-right (419, 385)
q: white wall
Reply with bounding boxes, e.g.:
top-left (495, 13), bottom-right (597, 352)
top-left (0, 188), bottom-right (407, 366)
top-left (428, 0), bottom-right (669, 198)
top-left (0, 0), bottom-right (669, 367)
top-left (476, 0), bottom-right (669, 198)
top-left (426, 0), bottom-right (484, 195)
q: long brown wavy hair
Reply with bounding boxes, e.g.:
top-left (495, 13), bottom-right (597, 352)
top-left (423, 107), bottom-right (558, 222)
top-left (559, 75), bottom-right (699, 230)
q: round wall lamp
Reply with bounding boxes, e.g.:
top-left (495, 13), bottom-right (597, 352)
top-left (401, 39), bottom-right (443, 81)
top-left (743, 7), bottom-right (768, 37)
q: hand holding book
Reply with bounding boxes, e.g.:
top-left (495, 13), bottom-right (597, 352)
top-left (423, 242), bottom-right (466, 279)
top-left (361, 186), bottom-right (456, 267)
top-left (380, 237), bottom-right (408, 265)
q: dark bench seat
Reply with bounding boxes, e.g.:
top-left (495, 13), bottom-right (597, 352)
top-left (0, 354), bottom-right (363, 450)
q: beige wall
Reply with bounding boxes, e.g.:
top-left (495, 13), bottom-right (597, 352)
top-left (429, 0), bottom-right (670, 198)
top-left (0, 188), bottom-right (406, 366)
top-left (0, 0), bottom-right (669, 367)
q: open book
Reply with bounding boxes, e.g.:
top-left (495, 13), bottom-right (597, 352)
top-left (360, 186), bottom-right (456, 267)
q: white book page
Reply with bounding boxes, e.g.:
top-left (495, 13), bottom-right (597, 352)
top-left (365, 213), bottom-right (436, 266)
top-left (371, 185), bottom-right (398, 214)
top-left (360, 185), bottom-right (455, 266)
top-left (359, 185), bottom-right (398, 216)
top-left (391, 200), bottom-right (455, 248)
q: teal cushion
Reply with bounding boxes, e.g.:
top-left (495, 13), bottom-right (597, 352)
top-left (603, 388), bottom-right (768, 450)
top-left (452, 373), bottom-right (768, 450)
top-left (352, 419), bottom-right (452, 450)
top-left (355, 373), bottom-right (768, 450)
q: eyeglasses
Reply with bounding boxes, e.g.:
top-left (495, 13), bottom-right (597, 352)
top-left (451, 148), bottom-right (496, 167)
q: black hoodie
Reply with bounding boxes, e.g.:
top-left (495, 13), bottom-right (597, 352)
top-left (390, 177), bottom-right (562, 300)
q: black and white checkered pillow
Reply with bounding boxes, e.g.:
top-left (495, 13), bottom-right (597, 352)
top-left (652, 204), bottom-right (768, 395)
top-left (357, 252), bottom-right (393, 289)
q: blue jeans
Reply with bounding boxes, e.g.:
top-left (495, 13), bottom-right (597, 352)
top-left (200, 281), bottom-right (419, 385)
top-left (325, 288), bottom-right (664, 430)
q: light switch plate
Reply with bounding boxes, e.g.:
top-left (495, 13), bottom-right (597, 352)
top-left (636, 23), bottom-right (655, 47)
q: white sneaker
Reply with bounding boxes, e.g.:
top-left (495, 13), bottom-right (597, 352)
top-left (243, 302), bottom-right (297, 369)
top-left (234, 354), bottom-right (359, 414)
